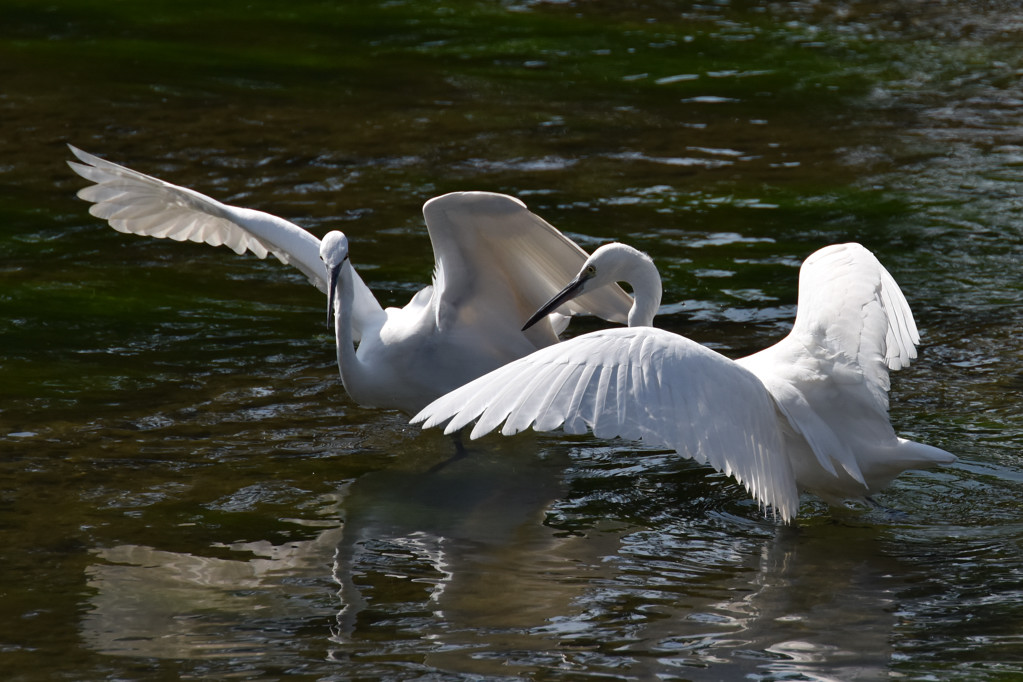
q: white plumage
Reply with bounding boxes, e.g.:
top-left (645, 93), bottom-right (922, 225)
top-left (414, 242), bottom-right (956, 521)
top-left (68, 145), bottom-right (633, 413)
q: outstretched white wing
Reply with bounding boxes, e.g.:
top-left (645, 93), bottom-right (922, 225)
top-left (67, 145), bottom-right (386, 339)
top-left (422, 192), bottom-right (634, 343)
top-left (737, 243), bottom-right (921, 487)
top-left (68, 145), bottom-right (328, 292)
top-left (414, 326), bottom-right (798, 521)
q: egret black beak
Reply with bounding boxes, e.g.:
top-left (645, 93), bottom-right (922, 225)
top-left (326, 261), bottom-right (342, 329)
top-left (522, 272), bottom-right (590, 331)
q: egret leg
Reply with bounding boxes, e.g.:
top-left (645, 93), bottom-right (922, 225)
top-left (426, 431), bottom-right (470, 474)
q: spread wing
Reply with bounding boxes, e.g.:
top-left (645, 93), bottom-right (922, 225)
top-left (736, 243), bottom-right (921, 485)
top-left (67, 145), bottom-right (386, 338)
top-left (414, 326), bottom-right (798, 521)
top-left (422, 192), bottom-right (634, 344)
top-left (67, 144), bottom-right (327, 292)
top-left (793, 242), bottom-right (919, 388)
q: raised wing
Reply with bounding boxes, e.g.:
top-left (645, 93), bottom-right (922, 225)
top-left (746, 242), bottom-right (919, 412)
top-left (797, 242), bottom-right (918, 377)
top-left (414, 327), bottom-right (798, 521)
top-left (422, 192), bottom-right (634, 344)
top-left (67, 145), bottom-right (387, 340)
top-left (736, 243), bottom-right (920, 486)
top-left (67, 145), bottom-right (328, 292)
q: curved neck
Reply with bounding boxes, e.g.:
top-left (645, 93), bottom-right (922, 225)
top-left (624, 258), bottom-right (662, 327)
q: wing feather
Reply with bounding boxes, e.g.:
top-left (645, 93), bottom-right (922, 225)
top-left (878, 264), bottom-right (919, 371)
top-left (500, 368), bottom-right (563, 436)
top-left (68, 145), bottom-right (388, 340)
top-left (532, 362), bottom-right (582, 431)
top-left (422, 192), bottom-right (634, 345)
top-left (563, 363), bottom-right (599, 435)
top-left (795, 243), bottom-right (919, 405)
top-left (736, 243), bottom-right (920, 485)
top-left (68, 145), bottom-right (326, 291)
top-left (414, 327), bottom-right (798, 520)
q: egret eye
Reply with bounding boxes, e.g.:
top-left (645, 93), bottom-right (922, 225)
top-left (585, 265), bottom-right (596, 276)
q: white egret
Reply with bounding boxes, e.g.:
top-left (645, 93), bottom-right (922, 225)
top-left (414, 242), bottom-right (956, 521)
top-left (67, 145), bottom-right (634, 413)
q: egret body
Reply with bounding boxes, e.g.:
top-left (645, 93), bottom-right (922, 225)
top-left (414, 242), bottom-right (956, 521)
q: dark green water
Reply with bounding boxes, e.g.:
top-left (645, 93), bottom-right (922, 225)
top-left (2, 1), bottom-right (1021, 679)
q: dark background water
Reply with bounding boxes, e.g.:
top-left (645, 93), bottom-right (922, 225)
top-left (2, 1), bottom-right (1021, 679)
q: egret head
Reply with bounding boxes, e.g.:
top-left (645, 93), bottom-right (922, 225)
top-left (523, 242), bottom-right (657, 331)
top-left (320, 231), bottom-right (350, 328)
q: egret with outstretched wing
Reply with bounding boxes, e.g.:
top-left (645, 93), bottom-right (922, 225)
top-left (414, 242), bottom-right (955, 520)
top-left (68, 146), bottom-right (633, 413)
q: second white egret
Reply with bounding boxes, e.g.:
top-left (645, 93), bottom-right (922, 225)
top-left (68, 146), bottom-right (634, 413)
top-left (414, 242), bottom-right (956, 521)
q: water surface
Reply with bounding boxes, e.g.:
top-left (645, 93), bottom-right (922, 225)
top-left (2, 1), bottom-right (1021, 679)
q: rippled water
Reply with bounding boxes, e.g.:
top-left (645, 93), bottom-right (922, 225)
top-left (2, 1), bottom-right (1021, 679)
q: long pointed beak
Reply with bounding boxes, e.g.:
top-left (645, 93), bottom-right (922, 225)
top-left (522, 274), bottom-right (589, 331)
top-left (326, 262), bottom-right (342, 329)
